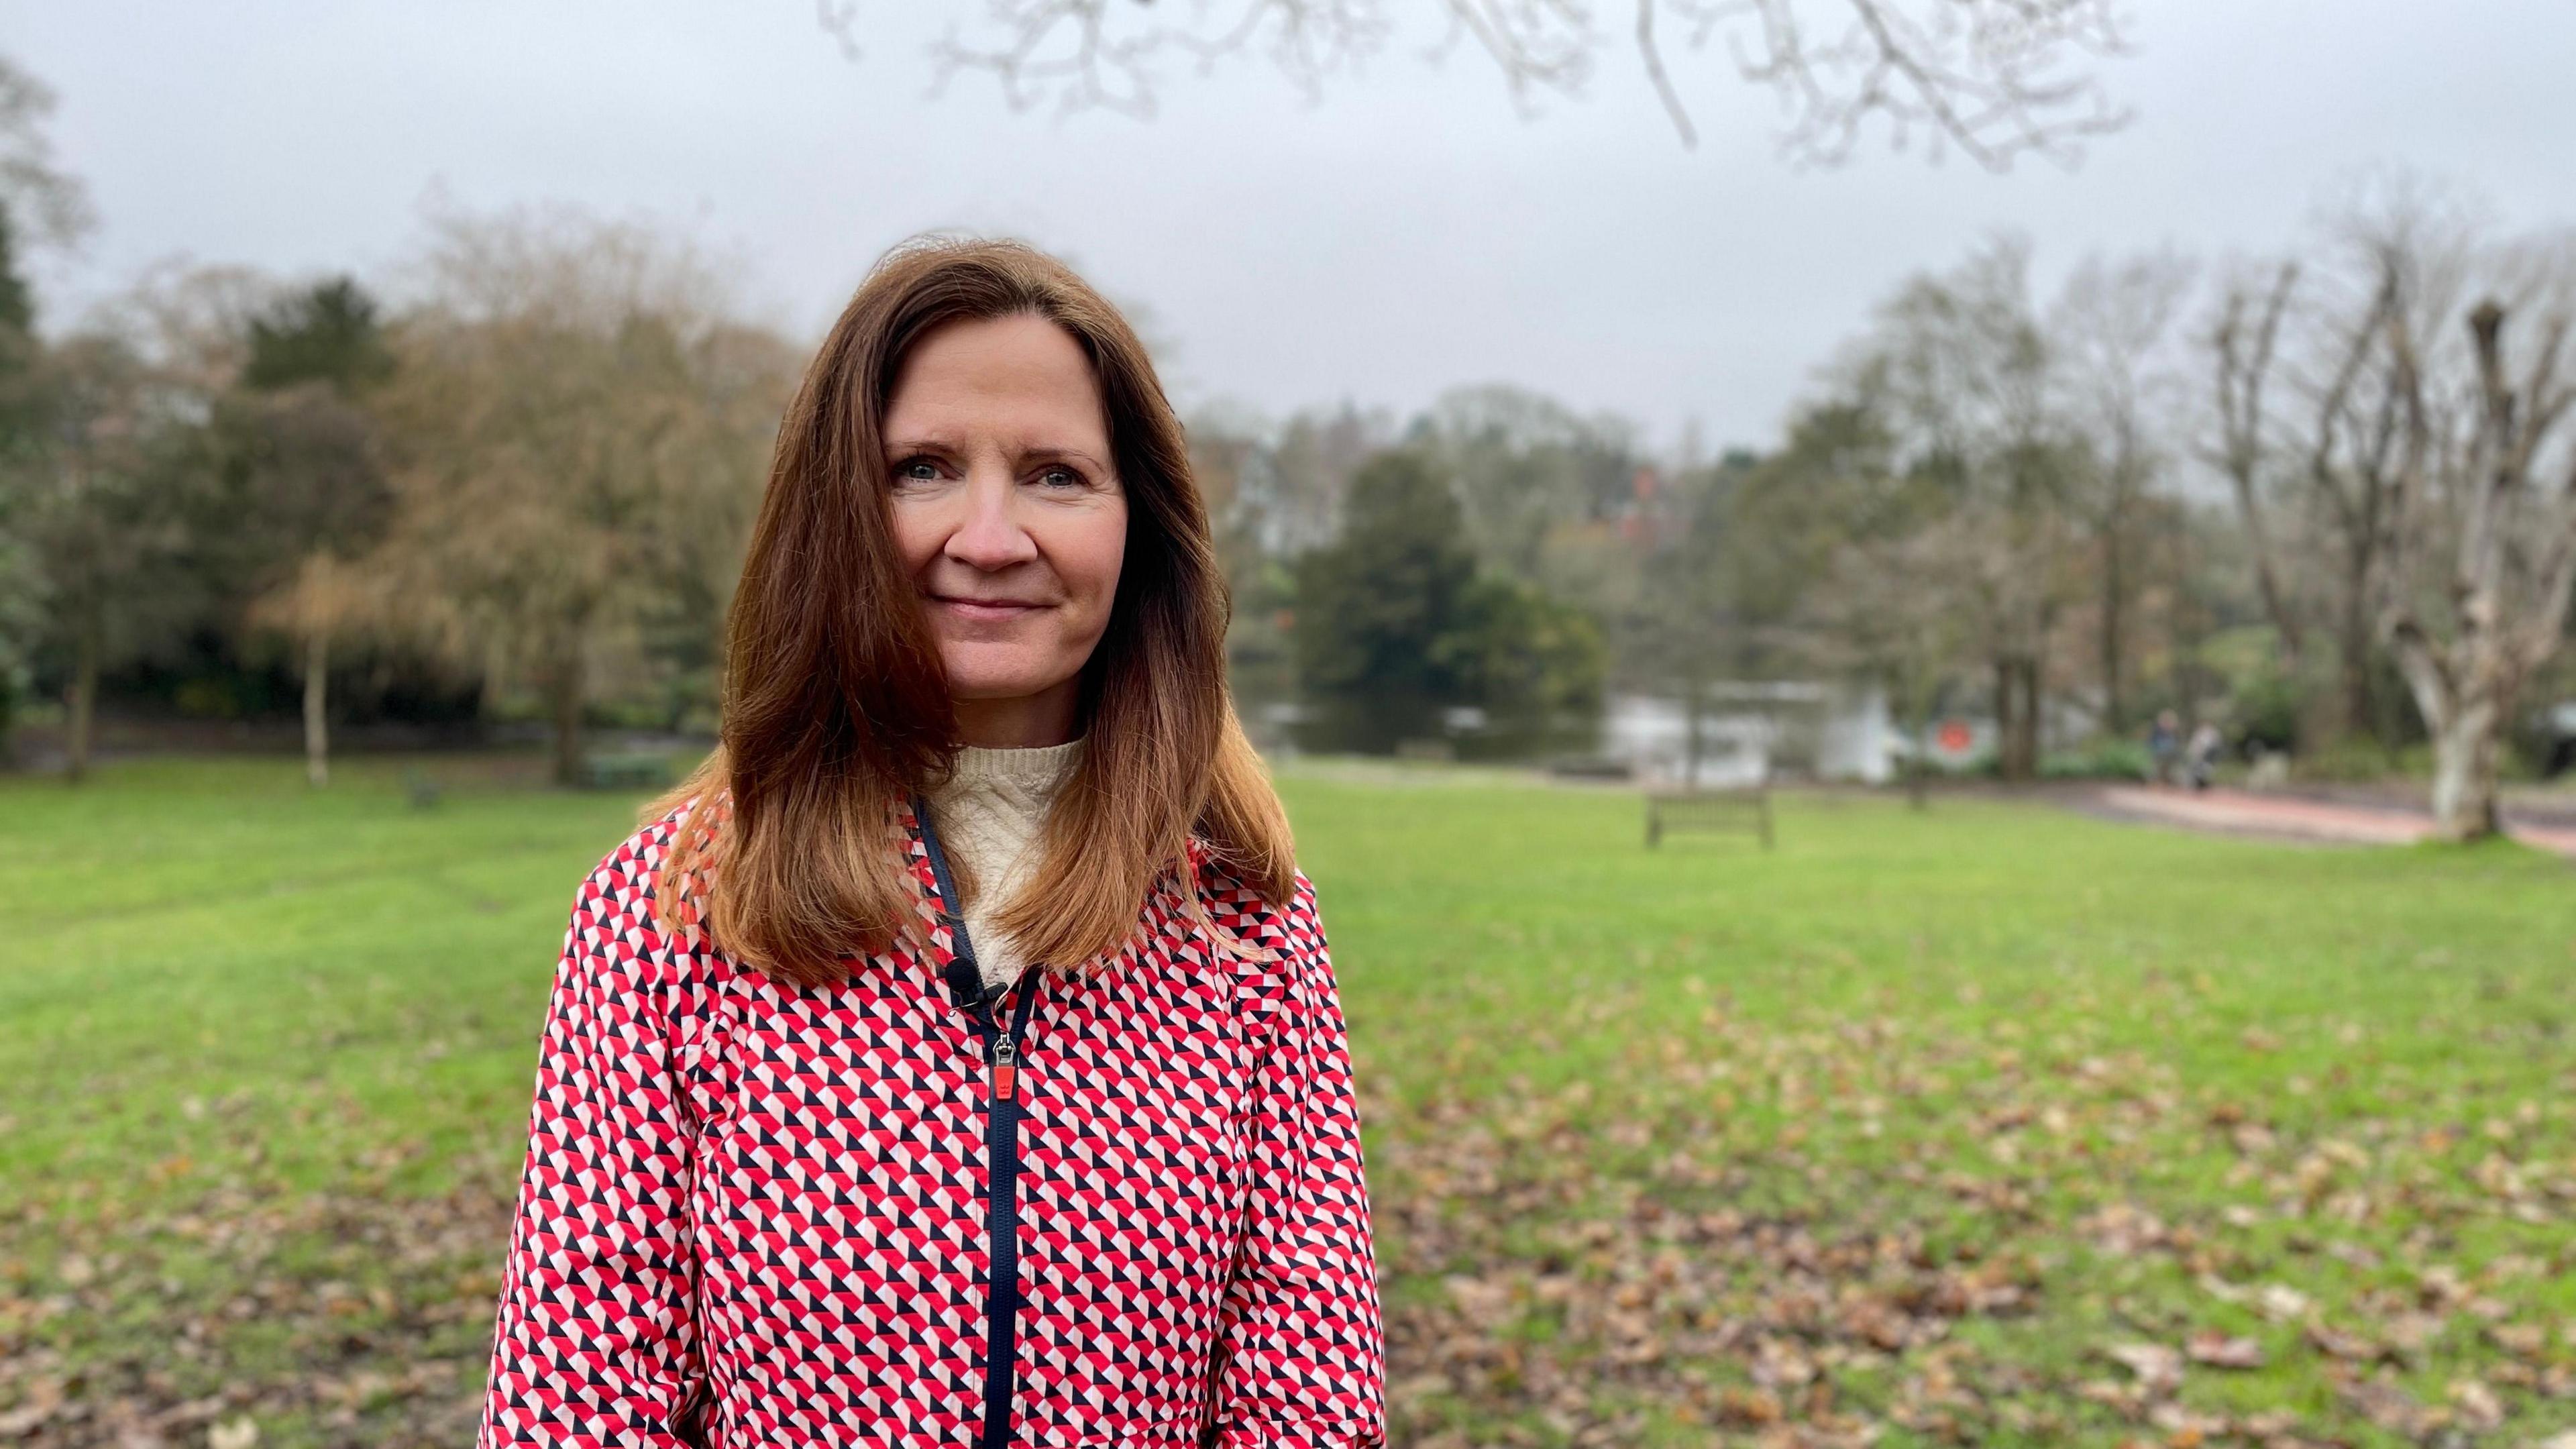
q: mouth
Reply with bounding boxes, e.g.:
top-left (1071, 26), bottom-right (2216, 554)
top-left (932, 594), bottom-right (1051, 622)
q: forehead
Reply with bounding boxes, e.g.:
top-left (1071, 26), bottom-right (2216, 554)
top-left (883, 313), bottom-right (1108, 444)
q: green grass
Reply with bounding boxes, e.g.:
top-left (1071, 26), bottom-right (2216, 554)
top-left (5, 756), bottom-right (645, 1214)
top-left (5, 757), bottom-right (2575, 1446)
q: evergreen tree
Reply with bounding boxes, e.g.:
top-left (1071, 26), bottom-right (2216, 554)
top-left (1291, 450), bottom-right (1479, 753)
top-left (1291, 449), bottom-right (1607, 756)
top-left (243, 276), bottom-right (393, 394)
top-left (0, 203), bottom-right (32, 338)
top-left (219, 276), bottom-right (397, 785)
top-left (0, 201), bottom-right (44, 751)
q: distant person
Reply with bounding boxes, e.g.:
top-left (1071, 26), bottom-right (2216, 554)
top-left (2186, 720), bottom-right (2224, 792)
top-left (476, 239), bottom-right (1385, 1447)
top-left (2149, 708), bottom-right (2181, 786)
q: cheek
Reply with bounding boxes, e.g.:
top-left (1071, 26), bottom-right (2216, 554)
top-left (1063, 506), bottom-right (1127, 612)
top-left (886, 494), bottom-right (945, 574)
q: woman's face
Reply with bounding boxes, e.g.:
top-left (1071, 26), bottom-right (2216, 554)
top-left (882, 312), bottom-right (1128, 748)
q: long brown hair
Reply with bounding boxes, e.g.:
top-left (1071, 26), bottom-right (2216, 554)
top-left (647, 236), bottom-right (1294, 988)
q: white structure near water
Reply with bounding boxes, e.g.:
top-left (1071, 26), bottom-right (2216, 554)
top-left (1601, 682), bottom-right (1912, 788)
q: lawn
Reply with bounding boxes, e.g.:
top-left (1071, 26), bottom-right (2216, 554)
top-left (4, 756), bottom-right (2575, 1447)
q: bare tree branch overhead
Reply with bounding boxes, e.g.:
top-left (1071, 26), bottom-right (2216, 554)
top-left (815, 0), bottom-right (2135, 169)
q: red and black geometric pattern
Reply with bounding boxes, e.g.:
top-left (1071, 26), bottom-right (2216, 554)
top-left (476, 800), bottom-right (1387, 1447)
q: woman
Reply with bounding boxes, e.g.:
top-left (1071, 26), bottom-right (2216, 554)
top-left (476, 238), bottom-right (1385, 1448)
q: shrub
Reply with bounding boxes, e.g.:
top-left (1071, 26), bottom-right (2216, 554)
top-left (2040, 740), bottom-right (2155, 781)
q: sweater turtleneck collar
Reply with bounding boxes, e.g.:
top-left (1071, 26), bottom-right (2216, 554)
top-left (943, 735), bottom-right (1086, 792)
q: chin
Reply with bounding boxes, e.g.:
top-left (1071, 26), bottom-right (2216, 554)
top-left (937, 633), bottom-right (1099, 704)
top-left (942, 653), bottom-right (1066, 702)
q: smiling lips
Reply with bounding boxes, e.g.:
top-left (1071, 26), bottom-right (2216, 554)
top-left (934, 594), bottom-right (1052, 622)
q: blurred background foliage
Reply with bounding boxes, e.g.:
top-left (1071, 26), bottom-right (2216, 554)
top-left (5, 35), bottom-right (2576, 838)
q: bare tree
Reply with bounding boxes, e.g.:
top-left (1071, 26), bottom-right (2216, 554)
top-left (225, 384), bottom-right (390, 786)
top-left (209, 278), bottom-right (403, 786)
top-left (2202, 259), bottom-right (2304, 669)
top-left (2369, 232), bottom-right (2576, 839)
top-left (1809, 504), bottom-right (1982, 798)
top-left (820, 0), bottom-right (2133, 168)
top-left (2053, 247), bottom-right (2192, 733)
top-left (4, 333), bottom-right (197, 780)
top-left (1856, 234), bottom-right (2084, 778)
top-left (1238, 400), bottom-right (1396, 555)
top-left (2269, 188), bottom-right (2483, 753)
top-left (0, 54), bottom-right (94, 249)
top-left (247, 549), bottom-right (372, 786)
top-left (367, 207), bottom-right (798, 786)
top-left (91, 261), bottom-right (279, 396)
top-left (2302, 264), bottom-right (2418, 745)
top-left (2196, 189), bottom-right (2504, 759)
top-left (1419, 383), bottom-right (1639, 581)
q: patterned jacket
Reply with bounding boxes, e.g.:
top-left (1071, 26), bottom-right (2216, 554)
top-left (476, 800), bottom-right (1387, 1447)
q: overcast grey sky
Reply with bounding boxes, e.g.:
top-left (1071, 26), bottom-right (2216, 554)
top-left (5, 1), bottom-right (2569, 453)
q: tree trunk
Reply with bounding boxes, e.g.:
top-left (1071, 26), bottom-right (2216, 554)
top-left (66, 602), bottom-right (101, 784)
top-left (303, 628), bottom-right (331, 788)
top-left (549, 631), bottom-right (587, 788)
top-left (1992, 659), bottom-right (2015, 780)
top-left (2018, 657), bottom-right (2045, 778)
top-left (481, 633), bottom-right (511, 720)
top-left (2388, 627), bottom-right (2509, 842)
top-left (2339, 551), bottom-right (2379, 751)
top-left (1906, 710), bottom-right (1931, 810)
top-left (1681, 670), bottom-right (1706, 788)
top-left (2426, 696), bottom-right (2503, 841)
top-left (2100, 498), bottom-right (2128, 736)
top-left (2296, 686), bottom-right (2347, 761)
top-left (2247, 542), bottom-right (2302, 674)
top-left (1992, 656), bottom-right (2042, 782)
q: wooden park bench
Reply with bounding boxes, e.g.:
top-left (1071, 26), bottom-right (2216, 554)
top-left (579, 752), bottom-right (673, 791)
top-left (1644, 786), bottom-right (1774, 850)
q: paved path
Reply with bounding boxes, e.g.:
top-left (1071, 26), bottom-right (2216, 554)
top-left (2090, 785), bottom-right (2576, 859)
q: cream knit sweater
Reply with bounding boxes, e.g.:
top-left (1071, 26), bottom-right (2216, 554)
top-left (926, 737), bottom-right (1085, 990)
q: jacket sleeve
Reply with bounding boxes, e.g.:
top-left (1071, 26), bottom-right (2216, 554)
top-left (1208, 871), bottom-right (1389, 1448)
top-left (478, 833), bottom-right (702, 1448)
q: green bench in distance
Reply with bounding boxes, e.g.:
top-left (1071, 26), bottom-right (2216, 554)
top-left (1644, 786), bottom-right (1774, 850)
top-left (578, 753), bottom-right (673, 791)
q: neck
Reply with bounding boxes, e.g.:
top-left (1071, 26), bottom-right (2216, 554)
top-left (953, 680), bottom-right (1082, 748)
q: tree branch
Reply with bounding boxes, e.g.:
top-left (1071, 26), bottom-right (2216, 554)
top-left (2372, 296), bottom-right (2451, 707)
top-left (1704, 0), bottom-right (2132, 170)
top-left (1635, 0), bottom-right (1699, 148)
top-left (814, 0), bottom-right (2132, 164)
top-left (2205, 260), bottom-right (2302, 658)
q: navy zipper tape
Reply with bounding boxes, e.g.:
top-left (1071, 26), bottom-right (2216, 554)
top-left (911, 796), bottom-right (978, 985)
top-left (914, 797), bottom-right (999, 1026)
top-left (910, 795), bottom-right (1032, 1449)
top-left (981, 981), bottom-right (1040, 1449)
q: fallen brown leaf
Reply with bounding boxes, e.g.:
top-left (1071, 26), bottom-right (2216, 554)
top-left (2303, 1322), bottom-right (2379, 1362)
top-left (2184, 1331), bottom-right (2265, 1369)
top-left (2106, 1342), bottom-right (2184, 1396)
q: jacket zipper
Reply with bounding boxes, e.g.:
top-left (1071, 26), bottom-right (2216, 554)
top-left (912, 799), bottom-right (1034, 1449)
top-left (973, 980), bottom-right (1038, 1449)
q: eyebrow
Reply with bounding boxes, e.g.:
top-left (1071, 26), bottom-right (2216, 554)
top-left (883, 436), bottom-right (1111, 472)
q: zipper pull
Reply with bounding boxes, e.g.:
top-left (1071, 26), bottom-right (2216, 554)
top-left (991, 1029), bottom-right (1018, 1103)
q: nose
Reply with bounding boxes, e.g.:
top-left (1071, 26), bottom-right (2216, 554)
top-left (943, 468), bottom-right (1040, 572)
